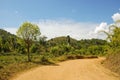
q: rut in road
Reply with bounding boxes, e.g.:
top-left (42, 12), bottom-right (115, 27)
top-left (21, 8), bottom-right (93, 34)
top-left (12, 58), bottom-right (120, 80)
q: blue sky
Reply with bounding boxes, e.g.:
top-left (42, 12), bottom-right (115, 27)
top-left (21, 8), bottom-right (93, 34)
top-left (0, 0), bottom-right (120, 39)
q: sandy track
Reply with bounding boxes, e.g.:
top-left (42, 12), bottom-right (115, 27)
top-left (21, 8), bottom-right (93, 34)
top-left (12, 58), bottom-right (120, 80)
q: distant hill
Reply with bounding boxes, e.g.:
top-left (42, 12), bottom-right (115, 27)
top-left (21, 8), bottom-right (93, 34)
top-left (0, 29), bottom-right (17, 44)
top-left (47, 36), bottom-right (107, 48)
top-left (47, 36), bottom-right (78, 47)
top-left (0, 29), bottom-right (16, 38)
top-left (78, 39), bottom-right (107, 46)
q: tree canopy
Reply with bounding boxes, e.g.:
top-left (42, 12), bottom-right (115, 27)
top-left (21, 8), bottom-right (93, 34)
top-left (17, 22), bottom-right (41, 61)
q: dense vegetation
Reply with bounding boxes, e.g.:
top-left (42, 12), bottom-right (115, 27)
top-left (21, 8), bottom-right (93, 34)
top-left (103, 21), bottom-right (120, 75)
top-left (0, 20), bottom-right (120, 80)
top-left (17, 22), bottom-right (41, 61)
top-left (48, 36), bottom-right (108, 56)
top-left (0, 29), bottom-right (18, 53)
top-left (0, 28), bottom-right (108, 80)
top-left (0, 28), bottom-right (108, 57)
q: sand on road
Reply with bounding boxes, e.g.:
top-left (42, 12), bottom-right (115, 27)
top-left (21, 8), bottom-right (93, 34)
top-left (12, 58), bottom-right (120, 80)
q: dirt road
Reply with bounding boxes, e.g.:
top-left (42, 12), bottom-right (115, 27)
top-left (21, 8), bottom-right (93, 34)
top-left (12, 58), bottom-right (120, 80)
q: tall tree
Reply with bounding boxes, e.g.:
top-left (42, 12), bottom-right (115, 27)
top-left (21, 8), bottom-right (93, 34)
top-left (17, 22), bottom-right (41, 61)
top-left (67, 35), bottom-right (70, 45)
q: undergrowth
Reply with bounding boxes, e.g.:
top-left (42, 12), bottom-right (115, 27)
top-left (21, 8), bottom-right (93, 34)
top-left (0, 53), bottom-right (98, 80)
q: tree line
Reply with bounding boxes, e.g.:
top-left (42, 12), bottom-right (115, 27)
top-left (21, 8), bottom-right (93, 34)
top-left (0, 20), bottom-right (120, 62)
top-left (0, 22), bottom-right (108, 62)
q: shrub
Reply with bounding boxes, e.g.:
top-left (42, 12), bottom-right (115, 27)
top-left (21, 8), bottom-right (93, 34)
top-left (50, 44), bottom-right (74, 57)
top-left (55, 55), bottom-right (67, 62)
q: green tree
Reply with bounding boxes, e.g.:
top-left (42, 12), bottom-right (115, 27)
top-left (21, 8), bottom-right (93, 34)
top-left (39, 36), bottom-right (47, 46)
top-left (102, 21), bottom-right (120, 49)
top-left (67, 35), bottom-right (70, 45)
top-left (17, 22), bottom-right (41, 61)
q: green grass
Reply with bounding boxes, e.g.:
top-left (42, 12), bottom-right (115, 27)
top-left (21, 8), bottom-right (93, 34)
top-left (0, 54), bottom-right (41, 80)
top-left (0, 52), bottom-right (99, 80)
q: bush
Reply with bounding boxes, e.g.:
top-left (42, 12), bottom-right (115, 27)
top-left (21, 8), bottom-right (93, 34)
top-left (16, 46), bottom-right (26, 54)
top-left (0, 55), bottom-right (39, 80)
top-left (86, 45), bottom-right (108, 56)
top-left (54, 55), bottom-right (67, 62)
top-left (74, 49), bottom-right (85, 55)
top-left (50, 46), bottom-right (61, 57)
top-left (50, 44), bottom-right (74, 57)
top-left (30, 44), bottom-right (38, 53)
top-left (40, 53), bottom-right (55, 64)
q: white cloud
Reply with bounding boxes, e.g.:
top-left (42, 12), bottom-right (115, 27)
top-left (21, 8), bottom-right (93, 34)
top-left (36, 19), bottom-right (98, 40)
top-left (88, 22), bottom-right (108, 39)
top-left (94, 22), bottom-right (108, 33)
top-left (4, 27), bottom-right (17, 35)
top-left (90, 12), bottom-right (120, 40)
top-left (112, 13), bottom-right (120, 22)
top-left (4, 19), bottom-right (104, 40)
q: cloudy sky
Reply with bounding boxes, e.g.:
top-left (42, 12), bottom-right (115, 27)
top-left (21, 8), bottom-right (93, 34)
top-left (0, 0), bottom-right (120, 40)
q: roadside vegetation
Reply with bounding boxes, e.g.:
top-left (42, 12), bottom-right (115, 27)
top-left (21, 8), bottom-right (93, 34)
top-left (0, 54), bottom-right (40, 80)
top-left (103, 21), bottom-right (120, 75)
top-left (0, 20), bottom-right (120, 80)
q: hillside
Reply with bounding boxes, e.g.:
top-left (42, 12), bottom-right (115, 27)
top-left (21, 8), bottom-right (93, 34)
top-left (47, 36), bottom-right (78, 46)
top-left (0, 29), bottom-right (18, 53)
top-left (104, 51), bottom-right (120, 75)
top-left (0, 29), bottom-right (15, 36)
top-left (47, 36), bottom-right (107, 48)
top-left (0, 29), bottom-right (17, 41)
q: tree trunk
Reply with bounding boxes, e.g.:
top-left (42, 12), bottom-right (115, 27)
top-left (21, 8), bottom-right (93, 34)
top-left (27, 42), bottom-right (31, 62)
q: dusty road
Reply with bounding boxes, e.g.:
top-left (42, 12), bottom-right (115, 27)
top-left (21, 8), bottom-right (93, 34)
top-left (12, 58), bottom-right (120, 80)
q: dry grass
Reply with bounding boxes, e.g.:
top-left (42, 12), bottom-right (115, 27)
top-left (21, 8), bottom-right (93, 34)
top-left (103, 51), bottom-right (120, 75)
top-left (0, 54), bottom-right (99, 80)
top-left (0, 55), bottom-right (41, 80)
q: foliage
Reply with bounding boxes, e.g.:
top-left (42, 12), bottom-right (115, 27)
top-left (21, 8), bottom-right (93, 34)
top-left (17, 22), bottom-right (41, 61)
top-left (0, 54), bottom-right (41, 80)
top-left (103, 21), bottom-right (120, 75)
top-left (39, 36), bottom-right (47, 46)
top-left (0, 29), bottom-right (18, 53)
top-left (87, 45), bottom-right (108, 56)
top-left (0, 27), bottom-right (109, 80)
top-left (48, 36), bottom-right (78, 47)
top-left (50, 44), bottom-right (74, 57)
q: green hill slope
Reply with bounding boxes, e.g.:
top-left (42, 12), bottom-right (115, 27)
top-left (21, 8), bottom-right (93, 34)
top-left (0, 29), bottom-right (18, 53)
top-left (47, 36), bottom-right (78, 47)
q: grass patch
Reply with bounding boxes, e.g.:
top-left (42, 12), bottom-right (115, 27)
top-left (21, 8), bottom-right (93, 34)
top-left (0, 53), bottom-right (99, 80)
top-left (0, 54), bottom-right (41, 80)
